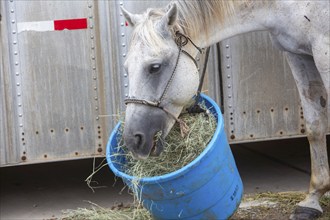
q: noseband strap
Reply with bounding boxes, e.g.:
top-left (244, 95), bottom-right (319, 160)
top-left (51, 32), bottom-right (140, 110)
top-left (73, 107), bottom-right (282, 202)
top-left (124, 32), bottom-right (207, 136)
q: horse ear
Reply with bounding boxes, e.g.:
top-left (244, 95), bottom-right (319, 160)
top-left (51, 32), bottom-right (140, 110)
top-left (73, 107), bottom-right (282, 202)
top-left (164, 3), bottom-right (178, 26)
top-left (121, 6), bottom-right (140, 26)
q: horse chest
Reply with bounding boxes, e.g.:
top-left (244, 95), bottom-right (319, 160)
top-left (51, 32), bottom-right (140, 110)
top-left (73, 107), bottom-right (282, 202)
top-left (269, 30), bottom-right (312, 56)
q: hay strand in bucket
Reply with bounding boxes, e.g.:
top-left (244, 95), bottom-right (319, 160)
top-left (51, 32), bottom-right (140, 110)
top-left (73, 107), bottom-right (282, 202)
top-left (118, 103), bottom-right (217, 178)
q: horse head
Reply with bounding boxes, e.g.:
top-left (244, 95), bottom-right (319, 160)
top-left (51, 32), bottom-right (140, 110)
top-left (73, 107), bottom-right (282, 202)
top-left (121, 3), bottom-right (200, 159)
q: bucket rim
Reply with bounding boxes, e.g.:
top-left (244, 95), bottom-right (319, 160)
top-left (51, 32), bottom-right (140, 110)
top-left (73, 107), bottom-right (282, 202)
top-left (106, 94), bottom-right (224, 184)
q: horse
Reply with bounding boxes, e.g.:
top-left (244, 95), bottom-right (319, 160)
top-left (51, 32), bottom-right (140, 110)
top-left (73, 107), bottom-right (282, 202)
top-left (121, 1), bottom-right (330, 219)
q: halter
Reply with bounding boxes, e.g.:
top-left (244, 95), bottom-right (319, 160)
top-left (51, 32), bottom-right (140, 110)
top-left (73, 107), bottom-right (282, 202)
top-left (124, 32), bottom-right (208, 136)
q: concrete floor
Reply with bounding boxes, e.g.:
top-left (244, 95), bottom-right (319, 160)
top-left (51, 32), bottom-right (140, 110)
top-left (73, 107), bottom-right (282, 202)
top-left (1, 136), bottom-right (329, 220)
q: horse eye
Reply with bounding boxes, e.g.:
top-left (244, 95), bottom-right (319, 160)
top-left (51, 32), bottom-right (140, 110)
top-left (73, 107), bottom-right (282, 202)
top-left (149, 64), bottom-right (161, 74)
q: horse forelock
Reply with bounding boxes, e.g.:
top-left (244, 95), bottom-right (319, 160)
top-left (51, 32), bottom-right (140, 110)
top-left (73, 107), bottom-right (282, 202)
top-left (128, 8), bottom-right (176, 56)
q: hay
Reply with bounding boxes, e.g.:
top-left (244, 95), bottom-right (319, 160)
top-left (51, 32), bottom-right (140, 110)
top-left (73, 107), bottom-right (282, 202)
top-left (66, 104), bottom-right (217, 220)
top-left (61, 201), bottom-right (152, 220)
top-left (117, 104), bottom-right (217, 178)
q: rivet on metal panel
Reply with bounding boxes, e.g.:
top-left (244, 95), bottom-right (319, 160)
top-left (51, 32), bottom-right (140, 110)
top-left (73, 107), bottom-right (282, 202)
top-left (12, 30), bottom-right (16, 34)
top-left (92, 66), bottom-right (96, 70)
top-left (95, 107), bottom-right (98, 110)
top-left (17, 93), bottom-right (21, 96)
top-left (229, 105), bottom-right (232, 108)
top-left (36, 131), bottom-right (39, 135)
top-left (15, 61), bottom-right (19, 65)
top-left (250, 134), bottom-right (254, 138)
top-left (14, 51), bottom-right (18, 55)
top-left (125, 94), bottom-right (128, 97)
top-left (15, 72), bottom-right (19, 76)
top-left (93, 76), bottom-right (96, 80)
top-left (18, 103), bottom-right (22, 107)
top-left (13, 41), bottom-right (17, 45)
top-left (120, 12), bottom-right (123, 16)
top-left (21, 156), bottom-right (26, 161)
top-left (227, 75), bottom-right (231, 78)
top-left (120, 2), bottom-right (123, 6)
top-left (80, 126), bottom-right (84, 130)
top-left (94, 97), bottom-right (98, 100)
top-left (228, 95), bottom-right (232, 98)
top-left (230, 135), bottom-right (235, 140)
top-left (19, 124), bottom-right (23, 127)
top-left (123, 53), bottom-right (126, 57)
top-left (227, 84), bottom-right (231, 88)
top-left (11, 9), bottom-right (14, 13)
top-left (301, 129), bottom-right (305, 133)
top-left (124, 84), bottom-right (128, 87)
top-left (226, 55), bottom-right (230, 59)
top-left (124, 73), bottom-right (128, 77)
top-left (50, 129), bottom-right (54, 133)
top-left (11, 20), bottom-right (15, 24)
top-left (226, 45), bottom-right (230, 48)
top-left (121, 33), bottom-right (125, 37)
top-left (16, 83), bottom-right (20, 86)
top-left (97, 148), bottom-right (103, 153)
top-left (65, 128), bottom-right (69, 132)
top-left (121, 22), bottom-right (124, 27)
top-left (90, 25), bottom-right (93, 29)
top-left (196, 57), bottom-right (200, 61)
top-left (19, 114), bottom-right (22, 117)
top-left (270, 108), bottom-right (274, 112)
top-left (257, 110), bottom-right (260, 113)
top-left (44, 154), bottom-right (47, 158)
top-left (90, 35), bottom-right (94, 39)
top-left (122, 43), bottom-right (126, 47)
top-left (226, 65), bottom-right (230, 69)
top-left (279, 131), bottom-right (283, 135)
top-left (75, 152), bottom-right (79, 156)
top-left (88, 3), bottom-right (92, 8)
top-left (96, 117), bottom-right (99, 120)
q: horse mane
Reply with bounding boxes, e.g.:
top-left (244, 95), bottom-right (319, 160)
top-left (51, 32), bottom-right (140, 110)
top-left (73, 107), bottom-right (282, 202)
top-left (175, 0), bottom-right (237, 37)
top-left (128, 0), bottom-right (259, 54)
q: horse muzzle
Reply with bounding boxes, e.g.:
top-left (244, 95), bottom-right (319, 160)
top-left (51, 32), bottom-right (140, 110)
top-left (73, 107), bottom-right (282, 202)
top-left (123, 105), bottom-right (168, 160)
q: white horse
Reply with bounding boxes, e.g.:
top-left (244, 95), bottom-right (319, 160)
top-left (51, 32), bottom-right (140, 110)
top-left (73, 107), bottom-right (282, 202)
top-left (121, 1), bottom-right (329, 219)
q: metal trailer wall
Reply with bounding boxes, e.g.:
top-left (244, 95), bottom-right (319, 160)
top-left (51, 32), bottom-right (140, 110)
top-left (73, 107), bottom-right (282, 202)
top-left (0, 0), bottom-right (125, 166)
top-left (1, 1), bottom-right (328, 166)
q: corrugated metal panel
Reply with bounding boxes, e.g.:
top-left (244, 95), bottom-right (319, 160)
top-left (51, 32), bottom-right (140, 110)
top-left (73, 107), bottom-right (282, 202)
top-left (221, 32), bottom-right (306, 143)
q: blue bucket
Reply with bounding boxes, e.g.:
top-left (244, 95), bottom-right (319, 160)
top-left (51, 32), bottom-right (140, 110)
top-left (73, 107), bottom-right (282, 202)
top-left (106, 94), bottom-right (243, 219)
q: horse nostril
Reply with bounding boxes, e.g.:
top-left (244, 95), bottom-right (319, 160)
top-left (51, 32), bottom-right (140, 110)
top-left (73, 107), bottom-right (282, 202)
top-left (134, 133), bottom-right (144, 149)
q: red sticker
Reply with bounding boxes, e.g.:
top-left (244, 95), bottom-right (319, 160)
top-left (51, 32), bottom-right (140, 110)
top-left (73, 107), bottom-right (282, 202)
top-left (54, 18), bottom-right (87, 31)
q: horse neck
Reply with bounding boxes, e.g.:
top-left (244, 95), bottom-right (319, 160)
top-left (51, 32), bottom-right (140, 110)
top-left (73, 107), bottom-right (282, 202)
top-left (175, 1), bottom-right (275, 52)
